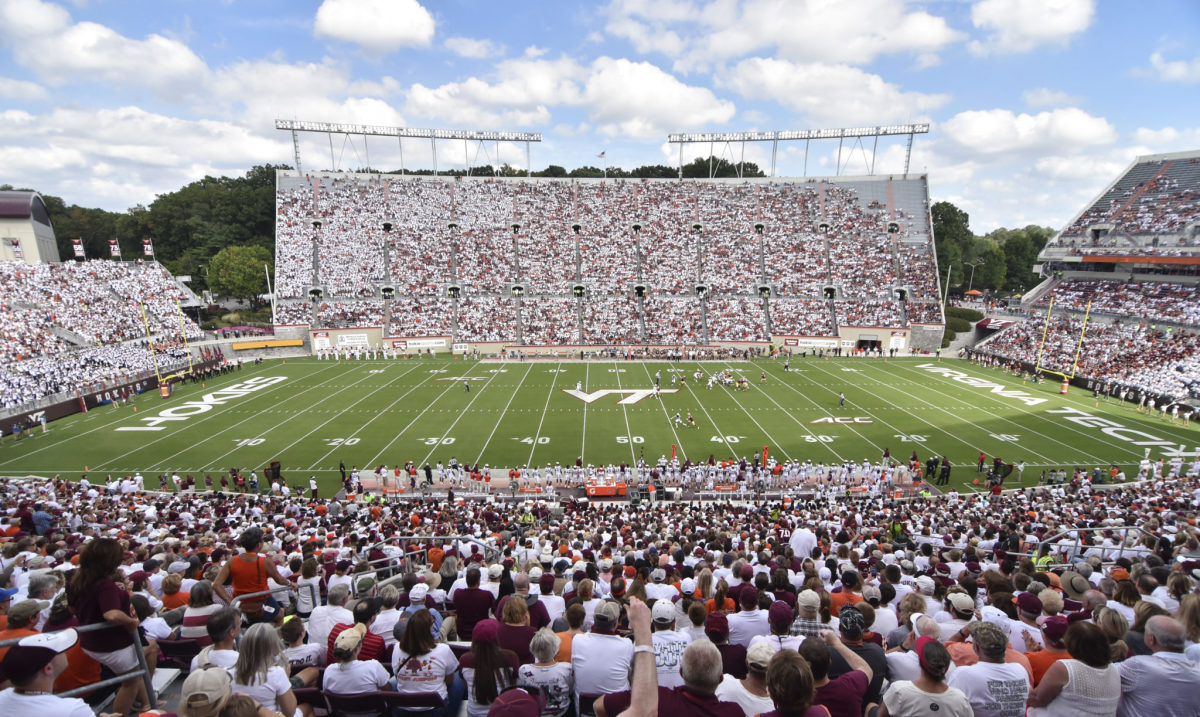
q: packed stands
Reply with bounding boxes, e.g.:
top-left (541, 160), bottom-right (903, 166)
top-left (0, 259), bottom-right (203, 408)
top-left (1060, 154), bottom-right (1200, 239)
top-left (5, 463), bottom-right (1200, 716)
top-left (274, 172), bottom-right (942, 343)
top-left (1039, 279), bottom-right (1200, 327)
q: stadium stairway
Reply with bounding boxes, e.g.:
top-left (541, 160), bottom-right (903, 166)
top-left (1020, 275), bottom-right (1061, 310)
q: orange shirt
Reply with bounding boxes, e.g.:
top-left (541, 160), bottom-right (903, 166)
top-left (229, 553), bottom-right (269, 602)
top-left (706, 597), bottom-right (736, 614)
top-left (554, 631), bottom-right (577, 663)
top-left (162, 591), bottom-right (190, 611)
top-left (1025, 650), bottom-right (1068, 686)
top-left (0, 626), bottom-right (38, 662)
top-left (830, 591), bottom-right (863, 614)
top-left (55, 640), bottom-right (101, 695)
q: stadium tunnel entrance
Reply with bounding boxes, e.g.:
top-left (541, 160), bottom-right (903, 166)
top-left (855, 335), bottom-right (881, 351)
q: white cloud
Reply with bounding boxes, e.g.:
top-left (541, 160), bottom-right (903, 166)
top-left (313, 0), bottom-right (434, 54)
top-left (968, 0), bottom-right (1095, 55)
top-left (1148, 52), bottom-right (1200, 83)
top-left (582, 57), bottom-right (734, 138)
top-left (1132, 126), bottom-right (1200, 149)
top-left (1022, 88), bottom-right (1083, 108)
top-left (0, 76), bottom-right (47, 100)
top-left (0, 0), bottom-right (207, 92)
top-left (444, 36), bottom-right (503, 59)
top-left (605, 0), bottom-right (964, 71)
top-left (941, 108), bottom-right (1116, 156)
top-left (1033, 154), bottom-right (1126, 181)
top-left (722, 58), bottom-right (948, 127)
top-left (404, 55), bottom-right (731, 138)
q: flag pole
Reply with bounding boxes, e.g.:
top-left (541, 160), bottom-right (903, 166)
top-left (176, 298), bottom-right (194, 373)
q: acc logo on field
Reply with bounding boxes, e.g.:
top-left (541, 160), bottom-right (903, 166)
top-left (808, 417), bottom-right (873, 424)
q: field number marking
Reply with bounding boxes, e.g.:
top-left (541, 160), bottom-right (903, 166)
top-left (990, 433), bottom-right (1021, 441)
top-left (233, 439), bottom-right (264, 447)
top-left (802, 435), bottom-right (835, 443)
top-left (325, 438), bottom-right (360, 446)
top-left (514, 436), bottom-right (550, 444)
top-left (616, 436), bottom-right (644, 444)
top-left (893, 434), bottom-right (928, 442)
top-left (368, 369), bottom-right (385, 374)
top-left (711, 435), bottom-right (743, 443)
top-left (419, 437), bottom-right (456, 445)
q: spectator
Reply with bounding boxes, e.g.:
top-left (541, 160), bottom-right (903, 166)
top-left (461, 618), bottom-right (520, 717)
top-left (1114, 615), bottom-right (1200, 716)
top-left (1027, 621), bottom-right (1119, 716)
top-left (517, 627), bottom-right (574, 717)
top-left (392, 608), bottom-right (464, 716)
top-left (879, 636), bottom-right (971, 717)
top-left (946, 621), bottom-right (1030, 717)
top-left (229, 622), bottom-right (314, 717)
top-left (322, 623), bottom-right (391, 695)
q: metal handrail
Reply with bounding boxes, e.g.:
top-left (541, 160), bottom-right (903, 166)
top-left (368, 535), bottom-right (502, 565)
top-left (229, 584), bottom-right (297, 609)
top-left (0, 619), bottom-right (156, 709)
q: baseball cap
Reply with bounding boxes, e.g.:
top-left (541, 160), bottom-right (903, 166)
top-left (593, 600), bottom-right (621, 626)
top-left (914, 636), bottom-right (939, 674)
top-left (651, 600), bottom-right (676, 624)
top-left (838, 606), bottom-right (865, 640)
top-left (488, 563), bottom-right (504, 579)
top-left (797, 589), bottom-right (820, 612)
top-left (180, 666), bottom-right (232, 717)
top-left (651, 568), bottom-right (666, 583)
top-left (334, 623), bottom-right (367, 652)
top-left (0, 628), bottom-right (77, 684)
top-left (1038, 615), bottom-right (1069, 644)
top-left (915, 575), bottom-right (935, 594)
top-left (947, 592), bottom-right (974, 614)
top-left (0, 587), bottom-right (17, 604)
top-left (488, 687), bottom-right (544, 717)
top-left (747, 641), bottom-right (776, 671)
top-left (1016, 592), bottom-right (1043, 615)
top-left (705, 612), bottom-right (730, 638)
top-left (473, 619), bottom-right (500, 644)
top-left (7, 599), bottom-right (49, 624)
top-left (409, 583), bottom-right (429, 603)
top-left (768, 601), bottom-right (794, 626)
top-left (528, 566), bottom-right (543, 580)
top-left (740, 565), bottom-right (755, 581)
top-left (968, 621), bottom-right (1008, 654)
top-left (680, 578), bottom-right (696, 595)
top-left (142, 558), bottom-right (162, 572)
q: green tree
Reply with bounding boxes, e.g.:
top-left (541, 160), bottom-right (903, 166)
top-left (208, 245), bottom-right (273, 304)
top-left (931, 201), bottom-right (973, 288)
top-left (680, 156), bottom-right (765, 178)
top-left (976, 243), bottom-right (1007, 291)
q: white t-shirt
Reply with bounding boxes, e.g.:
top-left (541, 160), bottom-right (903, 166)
top-left (748, 633), bottom-right (805, 653)
top-left (885, 649), bottom-right (957, 684)
top-left (540, 594), bottom-right (566, 623)
top-left (191, 647), bottom-right (239, 672)
top-left (391, 643), bottom-right (459, 699)
top-left (322, 659), bottom-right (391, 694)
top-left (284, 643), bottom-right (325, 668)
top-left (714, 673), bottom-right (775, 717)
top-left (727, 609), bottom-right (769, 648)
top-left (295, 576), bottom-right (323, 613)
top-left (228, 665), bottom-right (292, 713)
top-left (883, 680), bottom-right (973, 717)
top-left (571, 632), bottom-right (633, 698)
top-left (652, 630), bottom-right (692, 688)
top-left (373, 608), bottom-right (403, 646)
top-left (0, 688), bottom-right (93, 717)
top-left (518, 662), bottom-right (575, 717)
top-left (945, 660), bottom-right (1030, 717)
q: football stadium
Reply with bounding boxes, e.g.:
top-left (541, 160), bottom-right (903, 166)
top-left (1, 3), bottom-right (1199, 716)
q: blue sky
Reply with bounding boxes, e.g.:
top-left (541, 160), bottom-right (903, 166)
top-left (0, 0), bottom-right (1197, 233)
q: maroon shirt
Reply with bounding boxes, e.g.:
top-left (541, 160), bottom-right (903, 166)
top-left (813, 670), bottom-right (868, 717)
top-left (603, 686), bottom-right (743, 717)
top-left (715, 643), bottom-right (747, 679)
top-left (495, 594), bottom-right (551, 630)
top-left (68, 580), bottom-right (135, 652)
top-left (495, 622), bottom-right (537, 665)
top-left (453, 588), bottom-right (495, 641)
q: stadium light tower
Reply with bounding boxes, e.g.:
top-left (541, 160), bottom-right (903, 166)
top-left (965, 259), bottom-right (984, 293)
top-left (667, 124), bottom-right (930, 178)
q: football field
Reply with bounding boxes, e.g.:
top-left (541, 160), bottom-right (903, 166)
top-left (1, 356), bottom-right (1194, 494)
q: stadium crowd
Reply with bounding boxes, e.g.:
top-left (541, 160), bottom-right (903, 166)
top-left (974, 317), bottom-right (1200, 403)
top-left (0, 260), bottom-right (203, 409)
top-left (3, 464), bottom-right (1200, 717)
top-left (1040, 279), bottom-right (1200, 328)
top-left (1060, 156), bottom-right (1200, 239)
top-left (272, 174), bottom-right (942, 343)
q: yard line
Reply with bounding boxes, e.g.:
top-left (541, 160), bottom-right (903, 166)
top-left (526, 362), bottom-right (562, 466)
top-left (612, 362), bottom-right (637, 464)
top-left (748, 364), bottom-right (854, 462)
top-left (581, 362), bottom-right (589, 463)
top-left (419, 364), bottom-right (505, 466)
top-left (0, 360), bottom-right (287, 467)
top-left (298, 362), bottom-right (428, 470)
top-left (91, 363), bottom-right (345, 471)
top-left (881, 361), bottom-right (1115, 463)
top-left (475, 363), bottom-right (534, 464)
top-left (803, 359), bottom-right (1034, 461)
top-left (678, 365), bottom-right (736, 454)
top-left (639, 363), bottom-right (687, 462)
top-left (932, 360), bottom-right (1199, 453)
top-left (712, 363), bottom-right (795, 461)
top-left (366, 362), bottom-right (487, 468)
top-left (163, 364), bottom-right (391, 473)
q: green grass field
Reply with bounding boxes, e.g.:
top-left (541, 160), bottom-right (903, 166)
top-left (1, 356), bottom-right (1195, 494)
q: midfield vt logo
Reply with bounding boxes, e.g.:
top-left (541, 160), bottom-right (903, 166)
top-left (563, 389), bottom-right (680, 405)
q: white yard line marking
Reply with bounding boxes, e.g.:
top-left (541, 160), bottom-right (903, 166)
top-left (613, 362), bottom-right (637, 464)
top-left (419, 364), bottom-right (505, 466)
top-left (749, 363), bottom-right (849, 462)
top-left (367, 363), bottom-right (487, 468)
top-left (713, 363), bottom-right (792, 461)
top-left (639, 362), bottom-right (687, 462)
top-left (475, 363), bottom-right (534, 464)
top-left (526, 362), bottom-right (562, 467)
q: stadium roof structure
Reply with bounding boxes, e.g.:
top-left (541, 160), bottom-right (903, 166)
top-left (668, 124), bottom-right (930, 178)
top-left (0, 190), bottom-right (53, 227)
top-left (275, 119), bottom-right (542, 176)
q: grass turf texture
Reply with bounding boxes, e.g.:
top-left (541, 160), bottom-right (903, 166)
top-left (1, 356), bottom-right (1194, 495)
